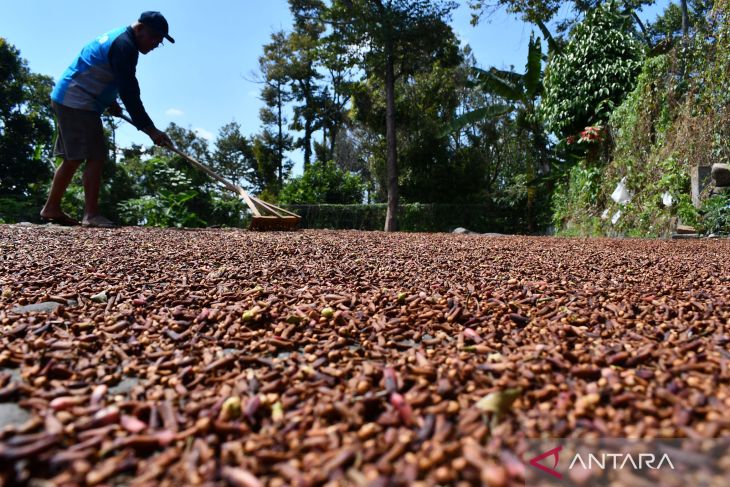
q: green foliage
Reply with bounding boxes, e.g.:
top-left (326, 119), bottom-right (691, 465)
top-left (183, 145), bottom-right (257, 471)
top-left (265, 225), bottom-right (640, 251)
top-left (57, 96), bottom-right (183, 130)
top-left (649, 0), bottom-right (714, 45)
top-left (0, 38), bottom-right (55, 196)
top-left (552, 55), bottom-right (677, 236)
top-left (328, 0), bottom-right (459, 76)
top-left (0, 195), bottom-right (44, 223)
top-left (554, 0), bottom-right (730, 238)
top-left (609, 55), bottom-right (673, 159)
top-left (349, 36), bottom-right (474, 205)
top-left (208, 196), bottom-right (250, 228)
top-left (697, 194), bottom-right (730, 235)
top-left (109, 126), bottom-right (249, 229)
top-left (448, 34), bottom-right (542, 135)
top-left (256, 31), bottom-right (295, 192)
top-left (541, 1), bottom-right (644, 138)
top-left (251, 134), bottom-right (284, 194)
top-left (286, 1), bottom-right (326, 167)
top-left (117, 157), bottom-right (205, 227)
top-left (211, 122), bottom-right (256, 188)
top-left (118, 191), bottom-right (204, 228)
top-left (469, 0), bottom-right (655, 41)
top-left (279, 160), bottom-right (365, 204)
top-left (551, 162), bottom-right (604, 234)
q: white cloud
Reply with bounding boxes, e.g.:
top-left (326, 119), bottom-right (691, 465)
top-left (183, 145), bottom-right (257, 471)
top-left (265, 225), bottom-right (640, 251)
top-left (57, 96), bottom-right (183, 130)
top-left (194, 127), bottom-right (214, 140)
top-left (166, 108), bottom-right (184, 117)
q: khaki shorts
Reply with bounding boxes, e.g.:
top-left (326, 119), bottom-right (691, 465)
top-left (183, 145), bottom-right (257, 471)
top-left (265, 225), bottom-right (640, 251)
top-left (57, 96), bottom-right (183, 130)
top-left (52, 101), bottom-right (107, 161)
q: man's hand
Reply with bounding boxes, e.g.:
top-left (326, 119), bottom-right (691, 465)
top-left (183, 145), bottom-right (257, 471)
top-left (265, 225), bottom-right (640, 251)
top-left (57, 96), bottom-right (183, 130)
top-left (107, 101), bottom-right (123, 117)
top-left (144, 126), bottom-right (174, 149)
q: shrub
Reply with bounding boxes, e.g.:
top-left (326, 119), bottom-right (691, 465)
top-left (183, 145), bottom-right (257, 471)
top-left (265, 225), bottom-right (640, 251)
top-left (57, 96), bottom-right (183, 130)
top-left (279, 161), bottom-right (365, 204)
top-left (541, 1), bottom-right (644, 138)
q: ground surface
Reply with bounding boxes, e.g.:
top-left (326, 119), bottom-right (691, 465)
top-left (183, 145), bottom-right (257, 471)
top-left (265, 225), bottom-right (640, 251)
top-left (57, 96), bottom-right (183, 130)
top-left (0, 225), bottom-right (729, 486)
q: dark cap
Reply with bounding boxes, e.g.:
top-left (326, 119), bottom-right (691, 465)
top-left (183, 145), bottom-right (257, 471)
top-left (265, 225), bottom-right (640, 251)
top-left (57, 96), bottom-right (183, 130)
top-left (138, 11), bottom-right (175, 43)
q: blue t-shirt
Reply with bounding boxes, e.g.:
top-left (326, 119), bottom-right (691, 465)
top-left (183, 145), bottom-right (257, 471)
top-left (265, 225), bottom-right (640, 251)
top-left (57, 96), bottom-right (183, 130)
top-left (51, 26), bottom-right (153, 130)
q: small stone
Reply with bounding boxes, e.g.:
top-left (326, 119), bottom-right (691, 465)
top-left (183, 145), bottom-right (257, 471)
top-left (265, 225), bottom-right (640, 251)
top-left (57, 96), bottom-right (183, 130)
top-left (711, 163), bottom-right (730, 187)
top-left (11, 302), bottom-right (62, 314)
top-left (0, 403), bottom-right (32, 429)
top-left (90, 291), bottom-right (108, 303)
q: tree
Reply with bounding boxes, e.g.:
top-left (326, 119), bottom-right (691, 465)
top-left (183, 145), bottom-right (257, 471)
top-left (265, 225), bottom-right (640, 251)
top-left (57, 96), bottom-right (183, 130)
top-left (116, 125), bottom-right (248, 228)
top-left (251, 134), bottom-right (284, 197)
top-left (288, 0), bottom-right (326, 169)
top-left (540, 1), bottom-right (644, 139)
top-left (328, 0), bottom-right (459, 231)
top-left (257, 31), bottom-right (295, 191)
top-left (447, 35), bottom-right (550, 229)
top-left (0, 38), bottom-right (55, 198)
top-left (449, 34), bottom-right (546, 170)
top-left (649, 0), bottom-right (713, 45)
top-left (468, 0), bottom-right (654, 43)
top-left (211, 122), bottom-right (256, 188)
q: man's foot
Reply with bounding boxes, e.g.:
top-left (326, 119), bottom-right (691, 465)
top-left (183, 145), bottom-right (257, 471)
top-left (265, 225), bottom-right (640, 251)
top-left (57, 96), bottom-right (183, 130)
top-left (81, 215), bottom-right (118, 228)
top-left (711, 163), bottom-right (730, 187)
top-left (39, 210), bottom-right (80, 226)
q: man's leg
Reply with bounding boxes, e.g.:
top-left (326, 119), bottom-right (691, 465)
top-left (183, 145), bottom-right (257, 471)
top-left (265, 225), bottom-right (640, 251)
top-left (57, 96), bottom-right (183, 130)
top-left (80, 159), bottom-right (116, 227)
top-left (82, 159), bottom-right (104, 219)
top-left (40, 159), bottom-right (83, 223)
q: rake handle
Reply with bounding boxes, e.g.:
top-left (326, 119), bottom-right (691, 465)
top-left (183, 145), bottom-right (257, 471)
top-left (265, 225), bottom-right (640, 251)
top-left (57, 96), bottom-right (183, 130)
top-left (117, 113), bottom-right (263, 217)
top-left (169, 147), bottom-right (263, 217)
top-left (116, 115), bottom-right (223, 183)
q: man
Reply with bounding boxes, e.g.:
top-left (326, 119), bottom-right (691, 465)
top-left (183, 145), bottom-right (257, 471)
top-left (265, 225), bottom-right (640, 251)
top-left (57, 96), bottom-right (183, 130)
top-left (41, 11), bottom-right (175, 227)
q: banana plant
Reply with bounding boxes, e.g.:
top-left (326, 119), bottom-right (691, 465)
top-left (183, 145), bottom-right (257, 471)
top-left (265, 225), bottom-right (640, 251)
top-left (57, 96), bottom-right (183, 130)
top-left (445, 33), bottom-right (549, 232)
top-left (445, 33), bottom-right (543, 135)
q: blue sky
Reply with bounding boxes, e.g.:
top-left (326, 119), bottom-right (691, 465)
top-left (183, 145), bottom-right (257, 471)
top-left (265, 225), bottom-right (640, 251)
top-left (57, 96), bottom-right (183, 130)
top-left (2, 0), bottom-right (669, 174)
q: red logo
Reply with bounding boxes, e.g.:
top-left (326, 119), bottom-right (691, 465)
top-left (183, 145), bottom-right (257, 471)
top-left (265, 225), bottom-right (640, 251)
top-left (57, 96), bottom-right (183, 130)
top-left (528, 445), bottom-right (563, 479)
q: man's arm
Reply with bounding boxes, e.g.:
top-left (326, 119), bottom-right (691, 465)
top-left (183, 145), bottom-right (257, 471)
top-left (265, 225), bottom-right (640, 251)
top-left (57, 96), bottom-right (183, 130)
top-left (108, 38), bottom-right (153, 129)
top-left (108, 33), bottom-right (172, 147)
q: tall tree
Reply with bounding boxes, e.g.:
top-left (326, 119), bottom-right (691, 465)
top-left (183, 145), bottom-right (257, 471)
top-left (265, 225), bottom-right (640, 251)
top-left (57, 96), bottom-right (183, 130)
top-left (449, 34), bottom-right (546, 171)
top-left (211, 122), bottom-right (256, 188)
top-left (648, 0), bottom-right (713, 46)
top-left (288, 0), bottom-right (326, 169)
top-left (318, 18), bottom-right (359, 162)
top-left (327, 0), bottom-right (458, 231)
top-left (258, 31), bottom-right (295, 190)
top-left (251, 133), bottom-right (284, 196)
top-left (446, 35), bottom-right (548, 230)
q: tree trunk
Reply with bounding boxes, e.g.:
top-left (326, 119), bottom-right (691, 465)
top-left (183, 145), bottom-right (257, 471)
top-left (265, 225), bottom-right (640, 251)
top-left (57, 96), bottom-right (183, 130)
top-left (329, 123), bottom-right (338, 162)
top-left (303, 79), bottom-right (313, 170)
top-left (277, 83), bottom-right (284, 186)
top-left (680, 0), bottom-right (690, 80)
top-left (383, 36), bottom-right (399, 232)
top-left (304, 116), bottom-right (312, 170)
top-left (630, 12), bottom-right (652, 48)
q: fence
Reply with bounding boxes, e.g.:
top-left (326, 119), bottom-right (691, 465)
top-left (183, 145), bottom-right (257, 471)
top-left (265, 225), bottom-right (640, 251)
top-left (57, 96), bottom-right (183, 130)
top-left (282, 203), bottom-right (530, 234)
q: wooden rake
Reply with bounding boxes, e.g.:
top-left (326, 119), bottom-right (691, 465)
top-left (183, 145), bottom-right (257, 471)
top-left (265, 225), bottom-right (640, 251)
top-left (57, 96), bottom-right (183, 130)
top-left (119, 114), bottom-right (300, 231)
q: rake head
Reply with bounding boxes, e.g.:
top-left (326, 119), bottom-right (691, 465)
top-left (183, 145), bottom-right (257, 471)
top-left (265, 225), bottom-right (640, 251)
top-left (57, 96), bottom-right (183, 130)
top-left (249, 215), bottom-right (301, 231)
